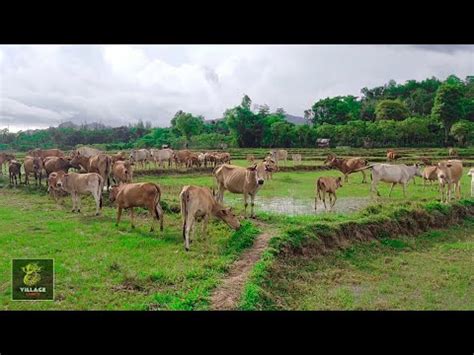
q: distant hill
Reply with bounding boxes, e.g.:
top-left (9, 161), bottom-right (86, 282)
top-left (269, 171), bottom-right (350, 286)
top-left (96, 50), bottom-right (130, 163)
top-left (57, 121), bottom-right (111, 130)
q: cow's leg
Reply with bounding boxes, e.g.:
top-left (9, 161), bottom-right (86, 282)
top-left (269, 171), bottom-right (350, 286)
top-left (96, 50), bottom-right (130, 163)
top-left (201, 214), bottom-right (209, 238)
top-left (77, 195), bottom-right (82, 213)
top-left (71, 193), bottom-right (77, 212)
top-left (388, 183), bottom-right (396, 197)
top-left (344, 174), bottom-right (349, 183)
top-left (402, 183), bottom-right (407, 198)
top-left (130, 207), bottom-right (135, 228)
top-left (243, 193), bottom-right (249, 218)
top-left (149, 208), bottom-right (156, 232)
top-left (456, 182), bottom-right (461, 200)
top-left (93, 192), bottom-right (100, 216)
top-left (184, 216), bottom-right (195, 251)
top-left (116, 207), bottom-right (123, 226)
top-left (322, 190), bottom-right (327, 210)
top-left (250, 193), bottom-right (256, 218)
top-left (331, 193), bottom-right (337, 210)
top-left (314, 188), bottom-right (318, 210)
top-left (361, 170), bottom-right (367, 184)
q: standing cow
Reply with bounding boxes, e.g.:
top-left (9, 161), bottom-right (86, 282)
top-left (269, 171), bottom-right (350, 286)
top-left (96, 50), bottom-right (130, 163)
top-left (130, 149), bottom-right (151, 170)
top-left (467, 168), bottom-right (474, 197)
top-left (315, 176), bottom-right (343, 211)
top-left (214, 163), bottom-right (269, 218)
top-left (437, 160), bottom-right (463, 203)
top-left (51, 171), bottom-right (104, 215)
top-left (324, 154), bottom-right (368, 183)
top-left (9, 160), bottom-right (22, 186)
top-left (112, 160), bottom-right (133, 184)
top-left (150, 148), bottom-right (174, 168)
top-left (109, 182), bottom-right (164, 232)
top-left (24, 156), bottom-right (44, 186)
top-left (0, 153), bottom-right (15, 175)
top-left (179, 185), bottom-right (240, 251)
top-left (270, 149), bottom-right (288, 165)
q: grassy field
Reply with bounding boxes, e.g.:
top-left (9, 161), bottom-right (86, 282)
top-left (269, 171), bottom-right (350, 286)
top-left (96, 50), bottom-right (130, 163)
top-left (1, 148), bottom-right (473, 310)
top-left (260, 218), bottom-right (474, 310)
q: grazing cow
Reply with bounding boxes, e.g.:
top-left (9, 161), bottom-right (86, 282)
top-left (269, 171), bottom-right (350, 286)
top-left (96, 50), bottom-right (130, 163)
top-left (324, 154), bottom-right (368, 183)
top-left (448, 148), bottom-right (458, 157)
top-left (0, 153), bottom-right (15, 175)
top-left (360, 163), bottom-right (422, 197)
top-left (292, 154), bottom-right (302, 165)
top-left (8, 160), bottom-right (22, 186)
top-left (24, 156), bottom-right (44, 185)
top-left (150, 148), bottom-right (174, 168)
top-left (467, 168), bottom-right (474, 197)
top-left (51, 171), bottom-right (103, 215)
top-left (215, 152), bottom-right (231, 165)
top-left (112, 160), bottom-right (133, 184)
top-left (315, 176), bottom-right (343, 211)
top-left (44, 157), bottom-right (72, 176)
top-left (111, 151), bottom-right (127, 164)
top-left (437, 160), bottom-right (463, 203)
top-left (246, 155), bottom-right (255, 164)
top-left (270, 149), bottom-right (288, 165)
top-left (109, 182), bottom-right (164, 232)
top-left (422, 165), bottom-right (439, 189)
top-left (214, 163), bottom-right (269, 218)
top-left (28, 148), bottom-right (65, 159)
top-left (173, 150), bottom-right (192, 168)
top-left (386, 149), bottom-right (401, 161)
top-left (73, 146), bottom-right (102, 158)
top-left (130, 149), bottom-right (151, 170)
top-left (179, 185), bottom-right (240, 251)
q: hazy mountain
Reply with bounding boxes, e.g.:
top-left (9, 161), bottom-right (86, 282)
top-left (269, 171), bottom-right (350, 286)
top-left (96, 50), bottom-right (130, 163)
top-left (57, 121), bottom-right (111, 130)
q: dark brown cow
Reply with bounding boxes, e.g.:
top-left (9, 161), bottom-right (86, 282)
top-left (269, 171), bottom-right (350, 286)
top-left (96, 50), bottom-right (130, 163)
top-left (9, 160), bottom-right (22, 186)
top-left (324, 154), bottom-right (368, 183)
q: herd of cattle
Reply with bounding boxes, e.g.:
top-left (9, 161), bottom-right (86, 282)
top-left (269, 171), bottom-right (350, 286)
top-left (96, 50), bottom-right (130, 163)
top-left (0, 147), bottom-right (473, 251)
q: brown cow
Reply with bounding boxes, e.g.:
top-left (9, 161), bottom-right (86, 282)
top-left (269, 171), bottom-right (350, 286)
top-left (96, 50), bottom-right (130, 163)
top-left (44, 157), bottom-right (72, 176)
top-left (214, 163), bottom-right (269, 218)
top-left (9, 160), bottom-right (22, 186)
top-left (24, 156), bottom-right (44, 185)
top-left (315, 176), bottom-right (343, 211)
top-left (51, 171), bottom-right (103, 215)
top-left (173, 150), bottom-right (192, 168)
top-left (112, 160), bottom-right (133, 184)
top-left (324, 154), bottom-right (368, 183)
top-left (186, 153), bottom-right (201, 168)
top-left (422, 165), bottom-right (439, 189)
top-left (386, 149), bottom-right (401, 161)
top-left (180, 185), bottom-right (240, 251)
top-left (437, 160), bottom-right (463, 203)
top-left (0, 153), bottom-right (15, 175)
top-left (109, 183), bottom-right (164, 232)
top-left (215, 152), bottom-right (231, 165)
top-left (111, 151), bottom-right (127, 164)
top-left (28, 148), bottom-right (64, 159)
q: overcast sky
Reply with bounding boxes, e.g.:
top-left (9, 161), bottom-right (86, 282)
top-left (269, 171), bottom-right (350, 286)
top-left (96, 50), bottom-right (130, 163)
top-left (0, 45), bottom-right (472, 132)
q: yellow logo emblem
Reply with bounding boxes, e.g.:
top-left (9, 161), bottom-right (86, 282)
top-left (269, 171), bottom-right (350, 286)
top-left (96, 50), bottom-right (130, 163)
top-left (22, 263), bottom-right (42, 286)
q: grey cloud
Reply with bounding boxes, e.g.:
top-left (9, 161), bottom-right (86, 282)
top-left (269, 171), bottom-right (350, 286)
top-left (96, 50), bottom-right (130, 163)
top-left (0, 45), bottom-right (473, 132)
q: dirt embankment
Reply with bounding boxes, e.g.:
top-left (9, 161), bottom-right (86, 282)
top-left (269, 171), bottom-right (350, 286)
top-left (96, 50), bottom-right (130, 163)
top-left (280, 204), bottom-right (474, 258)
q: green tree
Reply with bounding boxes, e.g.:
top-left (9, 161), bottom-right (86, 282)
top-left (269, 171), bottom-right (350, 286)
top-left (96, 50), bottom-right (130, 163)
top-left (450, 120), bottom-right (474, 146)
top-left (173, 111), bottom-right (205, 142)
top-left (375, 99), bottom-right (409, 121)
top-left (431, 83), bottom-right (464, 145)
top-left (311, 96), bottom-right (361, 125)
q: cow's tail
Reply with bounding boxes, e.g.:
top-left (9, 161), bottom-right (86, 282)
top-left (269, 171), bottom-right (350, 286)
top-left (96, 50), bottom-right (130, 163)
top-left (98, 174), bottom-right (104, 208)
top-left (180, 188), bottom-right (189, 241)
top-left (153, 183), bottom-right (162, 221)
top-left (352, 164), bottom-right (375, 172)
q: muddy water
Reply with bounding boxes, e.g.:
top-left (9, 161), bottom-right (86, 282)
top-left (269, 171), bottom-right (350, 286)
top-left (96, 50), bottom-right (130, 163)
top-left (250, 196), bottom-right (372, 215)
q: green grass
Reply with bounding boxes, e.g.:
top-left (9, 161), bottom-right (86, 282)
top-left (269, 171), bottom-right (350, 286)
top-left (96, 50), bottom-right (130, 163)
top-left (0, 184), bottom-right (259, 310)
top-left (258, 218), bottom-right (474, 310)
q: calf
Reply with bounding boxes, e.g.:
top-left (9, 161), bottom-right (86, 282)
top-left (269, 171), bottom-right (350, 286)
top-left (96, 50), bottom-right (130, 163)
top-left (467, 168), bottom-right (474, 197)
top-left (8, 160), bottom-right (22, 186)
top-left (0, 153), bottom-right (15, 175)
top-left (214, 163), bottom-right (269, 218)
top-left (109, 182), bottom-right (164, 232)
top-left (180, 185), bottom-right (240, 251)
top-left (315, 176), bottom-right (343, 211)
top-left (437, 160), bottom-right (463, 203)
top-left (386, 149), bottom-right (401, 161)
top-left (52, 171), bottom-right (104, 215)
top-left (24, 156), bottom-right (44, 185)
top-left (112, 160), bottom-right (133, 184)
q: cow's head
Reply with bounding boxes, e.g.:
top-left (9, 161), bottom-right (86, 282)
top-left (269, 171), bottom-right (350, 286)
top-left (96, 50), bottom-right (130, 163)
top-left (248, 164), bottom-right (265, 185)
top-left (54, 171), bottom-right (68, 188)
top-left (109, 184), bottom-right (125, 203)
top-left (467, 168), bottom-right (474, 177)
top-left (335, 176), bottom-right (343, 188)
top-left (436, 161), bottom-right (451, 184)
top-left (324, 154), bottom-right (336, 166)
top-left (214, 206), bottom-right (241, 230)
top-left (413, 163), bottom-right (423, 177)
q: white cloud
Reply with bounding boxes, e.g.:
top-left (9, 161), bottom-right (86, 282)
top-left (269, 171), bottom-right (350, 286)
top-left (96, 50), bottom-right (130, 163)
top-left (0, 45), bottom-right (472, 132)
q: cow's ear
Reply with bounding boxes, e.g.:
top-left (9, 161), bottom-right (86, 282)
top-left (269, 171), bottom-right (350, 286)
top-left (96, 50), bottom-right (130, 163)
top-left (447, 163), bottom-right (452, 168)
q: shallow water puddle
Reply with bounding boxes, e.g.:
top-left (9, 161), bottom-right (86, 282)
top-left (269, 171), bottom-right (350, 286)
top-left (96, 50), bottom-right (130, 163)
top-left (227, 196), bottom-right (372, 216)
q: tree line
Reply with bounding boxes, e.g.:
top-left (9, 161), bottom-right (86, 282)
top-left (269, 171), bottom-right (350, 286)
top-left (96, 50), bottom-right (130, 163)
top-left (1, 74), bottom-right (473, 152)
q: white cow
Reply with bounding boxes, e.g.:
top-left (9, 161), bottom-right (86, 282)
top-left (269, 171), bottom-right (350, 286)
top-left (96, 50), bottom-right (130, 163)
top-left (468, 168), bottom-right (474, 198)
top-left (130, 149), bottom-right (151, 170)
top-left (364, 163), bottom-right (422, 197)
top-left (150, 148), bottom-right (174, 168)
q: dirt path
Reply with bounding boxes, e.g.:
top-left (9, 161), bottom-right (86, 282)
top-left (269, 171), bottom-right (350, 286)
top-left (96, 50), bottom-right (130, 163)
top-left (210, 220), bottom-right (276, 310)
